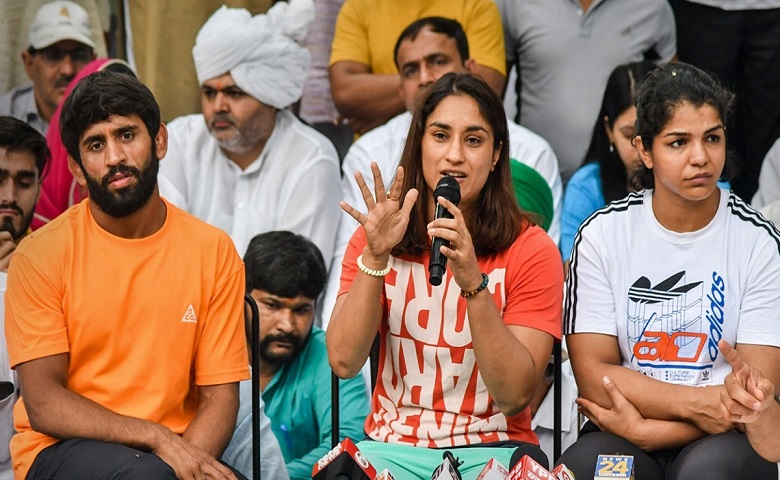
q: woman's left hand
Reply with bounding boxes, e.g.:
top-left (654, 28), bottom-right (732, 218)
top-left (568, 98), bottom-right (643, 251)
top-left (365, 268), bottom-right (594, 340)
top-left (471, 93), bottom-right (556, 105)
top-left (426, 196), bottom-right (483, 292)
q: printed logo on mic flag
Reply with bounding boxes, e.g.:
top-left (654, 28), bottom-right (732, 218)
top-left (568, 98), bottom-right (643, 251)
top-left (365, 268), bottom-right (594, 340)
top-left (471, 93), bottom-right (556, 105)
top-left (595, 455), bottom-right (634, 479)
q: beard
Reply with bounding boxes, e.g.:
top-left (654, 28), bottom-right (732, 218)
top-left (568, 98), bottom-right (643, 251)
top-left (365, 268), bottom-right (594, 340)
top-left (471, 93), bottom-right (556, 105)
top-left (207, 113), bottom-right (267, 155)
top-left (83, 154), bottom-right (159, 218)
top-left (0, 203), bottom-right (33, 242)
top-left (258, 331), bottom-right (305, 365)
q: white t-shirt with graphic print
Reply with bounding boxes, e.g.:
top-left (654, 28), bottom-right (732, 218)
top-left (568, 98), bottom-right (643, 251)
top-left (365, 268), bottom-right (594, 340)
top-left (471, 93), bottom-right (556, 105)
top-left (565, 189), bottom-right (780, 386)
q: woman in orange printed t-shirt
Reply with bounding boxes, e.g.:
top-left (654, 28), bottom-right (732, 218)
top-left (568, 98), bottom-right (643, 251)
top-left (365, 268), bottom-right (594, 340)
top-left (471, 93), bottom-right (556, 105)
top-left (327, 72), bottom-right (564, 478)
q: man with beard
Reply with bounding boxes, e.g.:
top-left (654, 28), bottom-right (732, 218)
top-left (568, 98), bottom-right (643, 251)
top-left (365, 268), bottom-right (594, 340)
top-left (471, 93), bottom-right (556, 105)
top-left (4, 71), bottom-right (250, 480)
top-left (159, 1), bottom-right (341, 273)
top-left (0, 116), bottom-right (49, 480)
top-left (222, 231), bottom-right (368, 480)
top-left (0, 1), bottom-right (97, 135)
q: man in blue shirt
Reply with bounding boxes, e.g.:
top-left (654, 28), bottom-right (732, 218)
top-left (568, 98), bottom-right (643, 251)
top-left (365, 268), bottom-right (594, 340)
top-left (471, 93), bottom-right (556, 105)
top-left (222, 231), bottom-right (369, 480)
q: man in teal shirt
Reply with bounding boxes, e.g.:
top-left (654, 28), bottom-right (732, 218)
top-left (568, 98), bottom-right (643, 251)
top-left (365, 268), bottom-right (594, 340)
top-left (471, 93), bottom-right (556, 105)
top-left (222, 231), bottom-right (369, 480)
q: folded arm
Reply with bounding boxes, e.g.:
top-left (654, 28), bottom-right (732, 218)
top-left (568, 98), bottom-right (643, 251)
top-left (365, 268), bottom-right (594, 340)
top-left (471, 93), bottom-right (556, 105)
top-left (473, 65), bottom-right (506, 99)
top-left (577, 374), bottom-right (706, 451)
top-left (329, 61), bottom-right (405, 135)
top-left (568, 333), bottom-right (729, 435)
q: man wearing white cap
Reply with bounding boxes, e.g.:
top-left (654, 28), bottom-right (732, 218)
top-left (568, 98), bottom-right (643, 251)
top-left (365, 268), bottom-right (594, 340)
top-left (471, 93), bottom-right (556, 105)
top-left (0, 1), bottom-right (96, 135)
top-left (160, 0), bottom-right (342, 274)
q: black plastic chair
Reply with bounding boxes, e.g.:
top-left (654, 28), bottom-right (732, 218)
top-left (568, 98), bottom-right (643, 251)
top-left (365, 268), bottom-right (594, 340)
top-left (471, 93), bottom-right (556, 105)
top-left (244, 294), bottom-right (262, 479)
top-left (553, 341), bottom-right (563, 461)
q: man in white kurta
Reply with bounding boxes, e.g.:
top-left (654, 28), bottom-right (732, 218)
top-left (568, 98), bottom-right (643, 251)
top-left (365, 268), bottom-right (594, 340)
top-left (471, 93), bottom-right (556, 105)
top-left (159, 0), bottom-right (341, 264)
top-left (161, 108), bottom-right (340, 262)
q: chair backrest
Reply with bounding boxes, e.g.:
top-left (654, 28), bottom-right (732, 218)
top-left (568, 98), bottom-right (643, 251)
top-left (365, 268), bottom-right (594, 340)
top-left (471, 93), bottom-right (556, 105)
top-left (244, 293), bottom-right (261, 480)
top-left (553, 341), bottom-right (563, 461)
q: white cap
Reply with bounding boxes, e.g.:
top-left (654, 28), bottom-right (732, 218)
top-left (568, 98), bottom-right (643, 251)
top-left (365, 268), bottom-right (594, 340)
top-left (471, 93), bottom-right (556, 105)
top-left (28, 1), bottom-right (95, 50)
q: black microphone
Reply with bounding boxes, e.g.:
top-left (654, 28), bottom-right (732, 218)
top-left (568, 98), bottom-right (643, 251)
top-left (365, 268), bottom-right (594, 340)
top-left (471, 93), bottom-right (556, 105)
top-left (429, 177), bottom-right (461, 286)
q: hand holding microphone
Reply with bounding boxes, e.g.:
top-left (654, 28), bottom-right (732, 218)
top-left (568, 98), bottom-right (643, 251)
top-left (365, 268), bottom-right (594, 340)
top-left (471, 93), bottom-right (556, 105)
top-left (426, 177), bottom-right (485, 298)
top-left (428, 176), bottom-right (461, 285)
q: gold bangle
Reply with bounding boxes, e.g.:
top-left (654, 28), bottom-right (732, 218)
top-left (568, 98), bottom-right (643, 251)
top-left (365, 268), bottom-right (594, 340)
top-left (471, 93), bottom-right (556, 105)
top-left (357, 254), bottom-right (390, 277)
top-left (460, 273), bottom-right (489, 298)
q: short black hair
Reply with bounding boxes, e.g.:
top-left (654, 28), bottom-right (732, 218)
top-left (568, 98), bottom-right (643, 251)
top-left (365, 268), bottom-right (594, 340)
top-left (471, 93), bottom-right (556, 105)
top-left (393, 17), bottom-right (470, 70)
top-left (0, 116), bottom-right (49, 174)
top-left (634, 62), bottom-right (737, 189)
top-left (60, 70), bottom-right (161, 165)
top-left (244, 231), bottom-right (327, 301)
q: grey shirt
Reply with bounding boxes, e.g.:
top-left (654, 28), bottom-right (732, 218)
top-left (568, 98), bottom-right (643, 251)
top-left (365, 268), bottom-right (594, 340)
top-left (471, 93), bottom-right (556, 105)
top-left (498, 0), bottom-right (676, 182)
top-left (753, 137), bottom-right (780, 209)
top-left (0, 85), bottom-right (48, 135)
top-left (684, 0), bottom-right (780, 10)
top-left (222, 379), bottom-right (290, 480)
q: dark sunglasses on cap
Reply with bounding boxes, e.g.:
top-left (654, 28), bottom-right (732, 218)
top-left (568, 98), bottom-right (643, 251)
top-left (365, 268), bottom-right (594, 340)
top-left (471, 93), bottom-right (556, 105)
top-left (28, 45), bottom-right (93, 64)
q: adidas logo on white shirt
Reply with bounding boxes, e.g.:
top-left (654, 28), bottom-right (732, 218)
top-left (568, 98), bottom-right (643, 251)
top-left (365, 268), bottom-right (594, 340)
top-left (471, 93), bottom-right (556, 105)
top-left (181, 304), bottom-right (197, 323)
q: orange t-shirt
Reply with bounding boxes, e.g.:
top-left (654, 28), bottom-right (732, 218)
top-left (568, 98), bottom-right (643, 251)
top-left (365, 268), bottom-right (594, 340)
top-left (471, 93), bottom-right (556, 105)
top-left (339, 225), bottom-right (563, 448)
top-left (5, 199), bottom-right (250, 479)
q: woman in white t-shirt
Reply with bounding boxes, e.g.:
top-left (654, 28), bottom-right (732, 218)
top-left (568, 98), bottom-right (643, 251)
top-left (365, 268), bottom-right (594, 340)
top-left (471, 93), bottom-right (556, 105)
top-left (559, 62), bottom-right (780, 479)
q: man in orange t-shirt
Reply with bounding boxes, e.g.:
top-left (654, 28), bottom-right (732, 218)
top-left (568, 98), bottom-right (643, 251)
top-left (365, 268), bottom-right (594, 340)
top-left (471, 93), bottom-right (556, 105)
top-left (4, 71), bottom-right (250, 480)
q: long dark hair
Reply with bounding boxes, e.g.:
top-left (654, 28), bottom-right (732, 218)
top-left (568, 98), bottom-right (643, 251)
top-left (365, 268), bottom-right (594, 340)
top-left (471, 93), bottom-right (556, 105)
top-left (392, 73), bottom-right (528, 257)
top-left (583, 61), bottom-right (657, 203)
top-left (634, 62), bottom-right (737, 189)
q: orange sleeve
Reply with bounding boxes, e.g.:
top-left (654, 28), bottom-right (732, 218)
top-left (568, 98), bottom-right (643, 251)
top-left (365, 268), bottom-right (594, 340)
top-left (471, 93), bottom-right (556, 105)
top-left (502, 226), bottom-right (563, 339)
top-left (6, 251), bottom-right (69, 368)
top-left (194, 234), bottom-right (250, 386)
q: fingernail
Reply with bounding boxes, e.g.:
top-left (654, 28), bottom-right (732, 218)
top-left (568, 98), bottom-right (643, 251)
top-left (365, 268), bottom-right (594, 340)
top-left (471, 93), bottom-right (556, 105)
top-left (603, 376), bottom-right (611, 385)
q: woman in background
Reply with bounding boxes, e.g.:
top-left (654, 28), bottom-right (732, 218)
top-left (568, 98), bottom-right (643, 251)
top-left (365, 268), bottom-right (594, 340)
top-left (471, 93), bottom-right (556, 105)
top-left (560, 61), bottom-right (657, 262)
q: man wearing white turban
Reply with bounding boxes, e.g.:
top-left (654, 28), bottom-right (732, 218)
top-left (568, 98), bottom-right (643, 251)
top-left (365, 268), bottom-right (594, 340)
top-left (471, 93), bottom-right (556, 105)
top-left (159, 0), bottom-right (341, 272)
